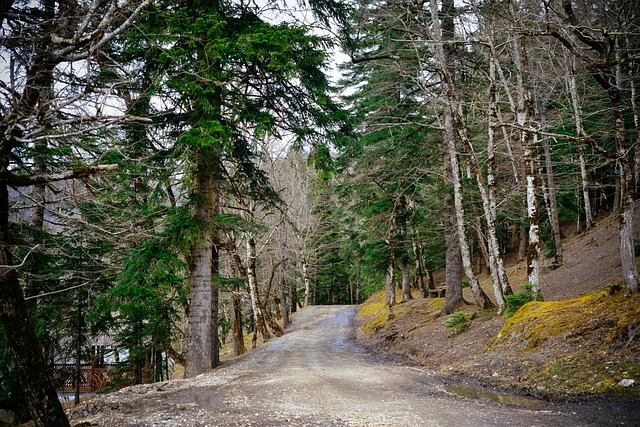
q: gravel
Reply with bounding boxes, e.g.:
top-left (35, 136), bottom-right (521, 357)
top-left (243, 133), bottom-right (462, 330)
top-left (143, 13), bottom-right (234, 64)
top-left (68, 306), bottom-right (638, 427)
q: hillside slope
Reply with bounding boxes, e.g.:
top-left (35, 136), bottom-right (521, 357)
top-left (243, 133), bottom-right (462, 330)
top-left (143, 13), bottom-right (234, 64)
top-left (356, 213), bottom-right (640, 402)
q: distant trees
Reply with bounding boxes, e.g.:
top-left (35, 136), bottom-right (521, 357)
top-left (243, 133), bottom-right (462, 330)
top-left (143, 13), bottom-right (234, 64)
top-left (330, 0), bottom-right (640, 310)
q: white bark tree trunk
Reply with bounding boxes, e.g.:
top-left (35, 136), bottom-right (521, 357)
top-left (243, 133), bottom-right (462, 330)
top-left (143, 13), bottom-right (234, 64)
top-left (302, 258), bottom-right (311, 307)
top-left (446, 112), bottom-right (493, 310)
top-left (568, 59), bottom-right (594, 229)
top-left (512, 33), bottom-right (542, 299)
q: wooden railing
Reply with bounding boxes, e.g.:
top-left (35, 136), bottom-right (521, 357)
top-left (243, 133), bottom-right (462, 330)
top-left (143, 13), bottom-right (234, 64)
top-left (52, 364), bottom-right (122, 393)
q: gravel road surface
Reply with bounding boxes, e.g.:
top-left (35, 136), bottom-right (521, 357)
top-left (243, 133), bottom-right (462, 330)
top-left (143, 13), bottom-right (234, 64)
top-left (68, 305), bottom-right (637, 426)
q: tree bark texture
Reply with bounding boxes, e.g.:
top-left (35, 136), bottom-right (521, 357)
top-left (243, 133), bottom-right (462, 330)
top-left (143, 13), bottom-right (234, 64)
top-left (231, 291), bottom-right (246, 357)
top-left (446, 117), bottom-right (493, 310)
top-left (185, 148), bottom-right (215, 378)
top-left (442, 148), bottom-right (464, 313)
top-left (511, 31), bottom-right (542, 298)
top-left (397, 195), bottom-right (412, 303)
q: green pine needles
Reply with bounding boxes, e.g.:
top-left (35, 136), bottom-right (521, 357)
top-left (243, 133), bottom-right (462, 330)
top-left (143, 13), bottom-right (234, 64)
top-left (505, 284), bottom-right (542, 318)
top-left (444, 312), bottom-right (473, 334)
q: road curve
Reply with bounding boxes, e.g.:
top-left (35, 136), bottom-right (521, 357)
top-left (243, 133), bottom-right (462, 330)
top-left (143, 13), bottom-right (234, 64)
top-left (69, 305), bottom-right (636, 426)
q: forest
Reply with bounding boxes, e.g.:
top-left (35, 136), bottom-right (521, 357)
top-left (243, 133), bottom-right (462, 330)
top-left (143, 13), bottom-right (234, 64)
top-left (0, 0), bottom-right (639, 425)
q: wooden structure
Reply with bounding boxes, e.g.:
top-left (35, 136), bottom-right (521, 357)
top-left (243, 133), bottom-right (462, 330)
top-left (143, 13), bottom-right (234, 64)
top-left (428, 284), bottom-right (447, 298)
top-left (52, 364), bottom-right (120, 393)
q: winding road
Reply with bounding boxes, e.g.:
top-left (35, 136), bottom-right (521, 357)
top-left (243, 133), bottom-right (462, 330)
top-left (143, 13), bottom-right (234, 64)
top-left (69, 306), bottom-right (637, 426)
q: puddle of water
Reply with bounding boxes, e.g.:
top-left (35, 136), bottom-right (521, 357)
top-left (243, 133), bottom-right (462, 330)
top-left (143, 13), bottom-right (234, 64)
top-left (444, 384), bottom-right (547, 407)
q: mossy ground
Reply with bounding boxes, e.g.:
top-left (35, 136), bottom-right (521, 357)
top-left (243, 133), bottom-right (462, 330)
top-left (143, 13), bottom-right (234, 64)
top-left (357, 257), bottom-right (640, 402)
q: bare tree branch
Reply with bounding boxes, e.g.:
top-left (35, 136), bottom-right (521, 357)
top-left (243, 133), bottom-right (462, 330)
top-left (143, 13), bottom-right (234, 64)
top-left (4, 164), bottom-right (119, 186)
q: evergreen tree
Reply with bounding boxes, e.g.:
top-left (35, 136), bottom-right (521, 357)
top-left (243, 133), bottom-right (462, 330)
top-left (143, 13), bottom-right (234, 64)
top-left (0, 0), bottom-right (153, 423)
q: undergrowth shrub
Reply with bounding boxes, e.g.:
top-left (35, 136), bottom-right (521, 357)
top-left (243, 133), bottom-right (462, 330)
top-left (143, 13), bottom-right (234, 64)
top-left (506, 283), bottom-right (540, 317)
top-left (444, 312), bottom-right (473, 334)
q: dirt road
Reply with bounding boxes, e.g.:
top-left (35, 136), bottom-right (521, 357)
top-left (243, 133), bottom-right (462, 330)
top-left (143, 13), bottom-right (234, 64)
top-left (68, 306), bottom-right (635, 426)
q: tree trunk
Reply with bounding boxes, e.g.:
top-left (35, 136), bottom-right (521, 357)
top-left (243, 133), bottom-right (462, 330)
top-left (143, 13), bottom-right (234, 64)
top-left (211, 242), bottom-right (220, 369)
top-left (493, 32), bottom-right (532, 273)
top-left (0, 6), bottom-right (69, 420)
top-left (540, 112), bottom-right (563, 266)
top-left (401, 256), bottom-right (411, 303)
top-left (428, 0), bottom-right (492, 311)
top-left (568, 59), bottom-right (594, 229)
top-left (411, 232), bottom-right (428, 298)
top-left (247, 236), bottom-right (270, 343)
top-left (446, 119), bottom-right (493, 310)
top-left (518, 227), bottom-right (528, 262)
top-left (385, 239), bottom-right (397, 309)
top-left (210, 183), bottom-right (221, 368)
top-left (512, 31), bottom-right (542, 299)
top-left (473, 218), bottom-right (490, 273)
top-left (428, 0), bottom-right (466, 314)
top-left (231, 291), bottom-right (246, 357)
top-left (539, 141), bottom-right (561, 264)
top-left (524, 135), bottom-right (542, 298)
top-left (302, 258), bottom-right (311, 307)
top-left (475, 48), bottom-right (513, 303)
top-left (442, 151), bottom-right (465, 314)
top-left (185, 148), bottom-right (215, 378)
top-left (0, 182), bottom-right (70, 426)
top-left (279, 259), bottom-right (289, 328)
top-left (397, 195), bottom-right (412, 303)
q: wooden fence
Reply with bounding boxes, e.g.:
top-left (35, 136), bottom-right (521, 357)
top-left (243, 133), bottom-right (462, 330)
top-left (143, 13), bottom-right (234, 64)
top-left (52, 364), bottom-right (121, 393)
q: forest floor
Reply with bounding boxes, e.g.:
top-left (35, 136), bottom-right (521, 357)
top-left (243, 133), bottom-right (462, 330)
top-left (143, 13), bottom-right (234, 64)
top-left (356, 211), bottom-right (640, 404)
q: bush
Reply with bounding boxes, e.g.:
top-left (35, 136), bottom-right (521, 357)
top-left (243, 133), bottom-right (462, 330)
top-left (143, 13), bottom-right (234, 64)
top-left (444, 312), bottom-right (473, 334)
top-left (505, 283), bottom-right (541, 317)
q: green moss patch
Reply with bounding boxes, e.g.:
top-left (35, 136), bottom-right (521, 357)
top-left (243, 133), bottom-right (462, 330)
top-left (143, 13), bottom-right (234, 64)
top-left (489, 282), bottom-right (640, 398)
top-left (491, 282), bottom-right (640, 352)
top-left (358, 291), bottom-right (444, 335)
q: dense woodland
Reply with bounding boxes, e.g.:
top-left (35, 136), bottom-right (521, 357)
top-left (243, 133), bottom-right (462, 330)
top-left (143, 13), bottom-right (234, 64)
top-left (0, 0), bottom-right (639, 424)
